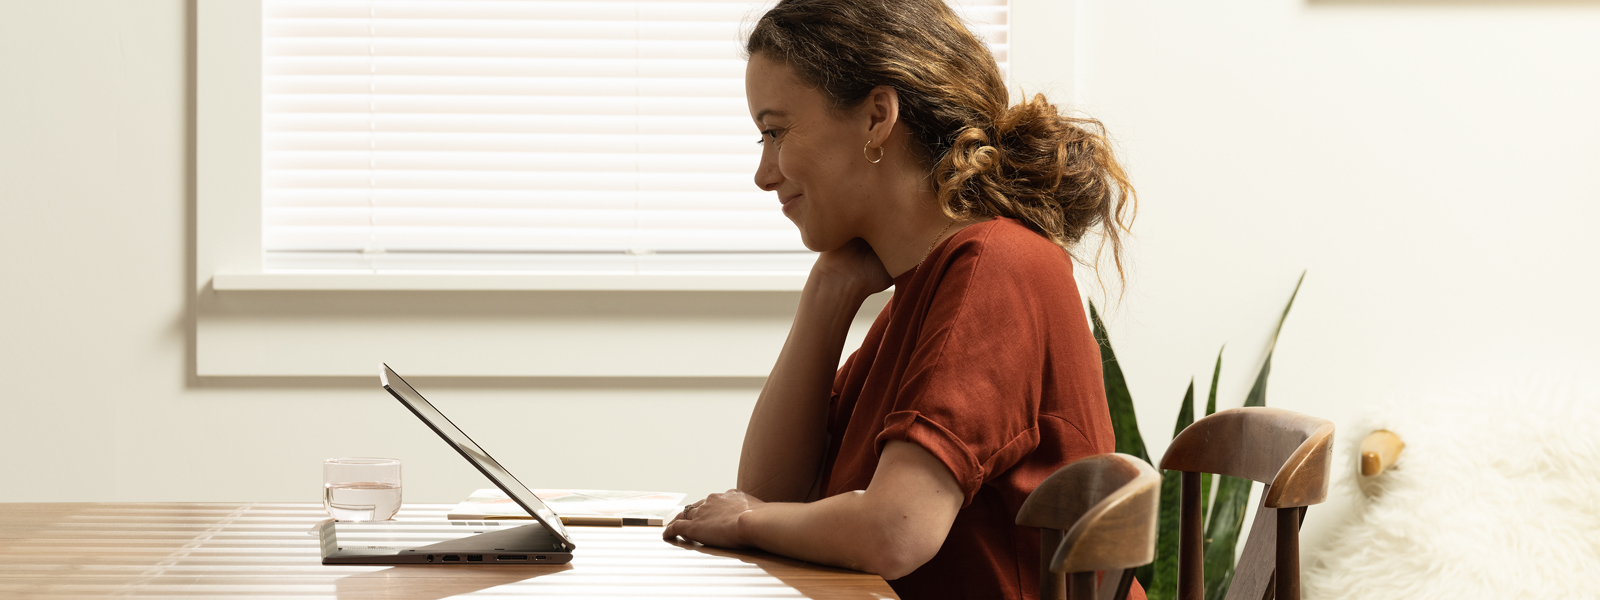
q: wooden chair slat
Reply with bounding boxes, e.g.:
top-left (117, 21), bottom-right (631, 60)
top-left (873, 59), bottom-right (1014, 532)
top-left (1275, 507), bottom-right (1301, 600)
top-left (1099, 568), bottom-right (1137, 600)
top-left (1178, 472), bottom-right (1205, 600)
top-left (1224, 487), bottom-right (1280, 600)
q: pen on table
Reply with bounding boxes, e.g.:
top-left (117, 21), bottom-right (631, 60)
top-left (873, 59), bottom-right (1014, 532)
top-left (557, 515), bottom-right (662, 527)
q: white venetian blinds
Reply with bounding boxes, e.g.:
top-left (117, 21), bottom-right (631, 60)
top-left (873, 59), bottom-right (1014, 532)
top-left (261, 0), bottom-right (1009, 274)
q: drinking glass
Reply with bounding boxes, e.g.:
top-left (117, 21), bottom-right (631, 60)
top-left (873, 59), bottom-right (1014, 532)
top-left (323, 458), bottom-right (402, 521)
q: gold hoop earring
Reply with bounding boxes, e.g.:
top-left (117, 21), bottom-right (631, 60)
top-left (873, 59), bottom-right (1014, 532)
top-left (864, 140), bottom-right (884, 164)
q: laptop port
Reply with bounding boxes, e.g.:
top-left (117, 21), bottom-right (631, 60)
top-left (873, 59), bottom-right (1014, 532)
top-left (466, 555), bottom-right (483, 562)
top-left (427, 555), bottom-right (435, 563)
top-left (497, 555), bottom-right (527, 561)
top-left (442, 555), bottom-right (460, 562)
top-left (535, 555), bottom-right (547, 561)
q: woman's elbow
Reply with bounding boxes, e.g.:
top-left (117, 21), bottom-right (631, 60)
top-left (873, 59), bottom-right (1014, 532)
top-left (856, 527), bottom-right (943, 580)
top-left (867, 557), bottom-right (924, 581)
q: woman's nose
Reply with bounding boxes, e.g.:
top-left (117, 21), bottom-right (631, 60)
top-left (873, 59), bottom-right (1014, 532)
top-left (753, 154), bottom-right (782, 192)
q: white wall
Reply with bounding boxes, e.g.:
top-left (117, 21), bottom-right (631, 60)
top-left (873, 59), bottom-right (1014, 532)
top-left (1071, 0), bottom-right (1600, 552)
top-left (2, 0), bottom-right (1598, 561)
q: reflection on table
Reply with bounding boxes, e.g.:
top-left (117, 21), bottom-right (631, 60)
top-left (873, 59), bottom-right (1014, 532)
top-left (0, 502), bottom-right (898, 599)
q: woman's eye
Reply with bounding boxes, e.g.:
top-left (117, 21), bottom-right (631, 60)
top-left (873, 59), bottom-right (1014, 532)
top-left (756, 129), bottom-right (780, 145)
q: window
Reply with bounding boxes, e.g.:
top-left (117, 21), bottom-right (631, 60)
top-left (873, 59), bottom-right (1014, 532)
top-left (258, 0), bottom-right (1009, 277)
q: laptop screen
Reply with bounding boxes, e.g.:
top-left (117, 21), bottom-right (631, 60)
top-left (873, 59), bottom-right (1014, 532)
top-left (379, 364), bottom-right (573, 549)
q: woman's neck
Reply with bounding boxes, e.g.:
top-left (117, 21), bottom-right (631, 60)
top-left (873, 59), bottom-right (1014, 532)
top-left (863, 191), bottom-right (961, 278)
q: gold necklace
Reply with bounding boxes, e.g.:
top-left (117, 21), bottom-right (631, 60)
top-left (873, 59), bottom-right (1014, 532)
top-left (920, 220), bottom-right (955, 265)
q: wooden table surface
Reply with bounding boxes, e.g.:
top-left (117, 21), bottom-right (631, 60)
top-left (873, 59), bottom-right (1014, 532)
top-left (0, 503), bottom-right (898, 599)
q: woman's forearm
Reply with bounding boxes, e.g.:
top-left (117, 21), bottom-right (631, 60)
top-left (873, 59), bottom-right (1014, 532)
top-left (736, 491), bottom-right (919, 577)
top-left (669, 442), bottom-right (963, 581)
top-left (736, 270), bottom-right (869, 502)
top-left (734, 441), bottom-right (962, 580)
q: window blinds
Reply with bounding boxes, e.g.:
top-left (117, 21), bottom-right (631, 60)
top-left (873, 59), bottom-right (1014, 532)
top-left (262, 0), bottom-right (1009, 274)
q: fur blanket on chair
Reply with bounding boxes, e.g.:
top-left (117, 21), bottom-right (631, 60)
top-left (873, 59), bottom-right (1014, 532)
top-left (1302, 377), bottom-right (1600, 599)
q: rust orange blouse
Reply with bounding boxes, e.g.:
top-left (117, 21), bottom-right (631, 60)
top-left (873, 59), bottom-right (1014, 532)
top-left (820, 218), bottom-right (1144, 600)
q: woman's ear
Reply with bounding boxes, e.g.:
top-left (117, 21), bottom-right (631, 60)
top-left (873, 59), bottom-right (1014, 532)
top-left (863, 85), bottom-right (900, 148)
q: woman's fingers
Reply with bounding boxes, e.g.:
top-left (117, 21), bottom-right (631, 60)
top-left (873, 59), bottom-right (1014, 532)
top-left (662, 514), bottom-right (693, 542)
top-left (663, 496), bottom-right (713, 542)
top-left (661, 490), bottom-right (757, 548)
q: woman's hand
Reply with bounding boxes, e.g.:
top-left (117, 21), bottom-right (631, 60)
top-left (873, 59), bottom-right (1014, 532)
top-left (810, 238), bottom-right (893, 302)
top-left (662, 489), bottom-right (766, 548)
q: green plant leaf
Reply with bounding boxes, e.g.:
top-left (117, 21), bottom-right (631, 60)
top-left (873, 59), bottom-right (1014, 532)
top-left (1245, 355), bottom-right (1271, 408)
top-left (1089, 301), bottom-right (1150, 465)
top-left (1172, 379), bottom-right (1198, 451)
top-left (1202, 347), bottom-right (1221, 523)
top-left (1244, 272), bottom-right (1302, 409)
top-left (1205, 348), bottom-right (1222, 417)
top-left (1265, 272), bottom-right (1306, 357)
top-left (1147, 379), bottom-right (1197, 600)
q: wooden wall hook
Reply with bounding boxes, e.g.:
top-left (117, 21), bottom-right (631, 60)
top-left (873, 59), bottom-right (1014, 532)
top-left (1359, 430), bottom-right (1404, 477)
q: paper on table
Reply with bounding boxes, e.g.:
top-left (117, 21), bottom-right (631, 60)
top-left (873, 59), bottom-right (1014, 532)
top-left (448, 489), bottom-right (687, 526)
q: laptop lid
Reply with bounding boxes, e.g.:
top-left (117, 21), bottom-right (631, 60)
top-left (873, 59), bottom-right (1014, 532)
top-left (380, 363), bottom-right (574, 550)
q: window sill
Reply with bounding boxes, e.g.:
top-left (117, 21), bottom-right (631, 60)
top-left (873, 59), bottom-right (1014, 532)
top-left (196, 273), bottom-right (889, 378)
top-left (211, 272), bottom-right (811, 292)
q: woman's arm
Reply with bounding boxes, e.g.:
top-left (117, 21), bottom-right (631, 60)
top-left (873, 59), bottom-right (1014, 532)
top-left (737, 239), bottom-right (891, 502)
top-left (668, 440), bottom-right (964, 580)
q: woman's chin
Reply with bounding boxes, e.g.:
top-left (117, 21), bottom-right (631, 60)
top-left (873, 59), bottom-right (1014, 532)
top-left (791, 224), bottom-right (819, 252)
top-left (790, 219), bottom-right (853, 253)
top-left (795, 229), bottom-right (845, 254)
top-left (798, 236), bottom-right (826, 253)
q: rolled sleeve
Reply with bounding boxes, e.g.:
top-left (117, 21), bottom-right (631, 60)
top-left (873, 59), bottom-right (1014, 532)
top-left (877, 410), bottom-right (1041, 507)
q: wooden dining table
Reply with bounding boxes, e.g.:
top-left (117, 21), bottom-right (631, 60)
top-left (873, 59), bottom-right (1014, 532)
top-left (0, 502), bottom-right (898, 599)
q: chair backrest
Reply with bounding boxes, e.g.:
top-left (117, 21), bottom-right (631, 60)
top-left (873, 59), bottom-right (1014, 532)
top-left (1017, 453), bottom-right (1159, 600)
top-left (1158, 407), bottom-right (1334, 600)
top-left (1159, 406), bottom-right (1334, 509)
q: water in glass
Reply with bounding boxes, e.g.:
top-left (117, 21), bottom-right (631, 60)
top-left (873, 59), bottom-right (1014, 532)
top-left (324, 482), bottom-right (402, 521)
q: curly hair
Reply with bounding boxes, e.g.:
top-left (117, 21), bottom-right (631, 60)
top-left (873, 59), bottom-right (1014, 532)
top-left (746, 0), bottom-right (1136, 282)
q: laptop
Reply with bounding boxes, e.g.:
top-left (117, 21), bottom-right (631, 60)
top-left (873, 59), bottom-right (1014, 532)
top-left (318, 364), bottom-right (577, 565)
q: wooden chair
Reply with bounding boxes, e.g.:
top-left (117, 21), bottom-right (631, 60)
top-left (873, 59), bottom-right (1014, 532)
top-left (1158, 407), bottom-right (1334, 600)
top-left (1017, 453), bottom-right (1160, 600)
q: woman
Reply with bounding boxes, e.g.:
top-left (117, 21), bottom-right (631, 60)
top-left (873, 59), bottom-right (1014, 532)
top-left (662, 1), bottom-right (1139, 598)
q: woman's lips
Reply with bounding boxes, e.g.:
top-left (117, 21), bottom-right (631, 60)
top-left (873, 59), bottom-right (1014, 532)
top-left (779, 193), bottom-right (801, 214)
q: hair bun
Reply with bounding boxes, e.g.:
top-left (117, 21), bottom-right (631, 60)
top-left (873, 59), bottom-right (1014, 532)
top-left (935, 127), bottom-right (1008, 216)
top-left (952, 126), bottom-right (1001, 172)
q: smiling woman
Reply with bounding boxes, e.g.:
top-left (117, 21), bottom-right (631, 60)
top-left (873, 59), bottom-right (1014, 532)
top-left (660, 1), bottom-right (1141, 599)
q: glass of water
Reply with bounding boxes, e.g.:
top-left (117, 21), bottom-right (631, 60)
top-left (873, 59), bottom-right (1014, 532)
top-left (323, 458), bottom-right (402, 521)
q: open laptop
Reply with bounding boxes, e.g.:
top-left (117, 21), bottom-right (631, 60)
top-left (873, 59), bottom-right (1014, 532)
top-left (318, 364), bottom-right (576, 565)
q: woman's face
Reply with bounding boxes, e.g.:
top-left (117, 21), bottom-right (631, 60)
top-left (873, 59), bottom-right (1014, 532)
top-left (744, 53), bottom-right (876, 252)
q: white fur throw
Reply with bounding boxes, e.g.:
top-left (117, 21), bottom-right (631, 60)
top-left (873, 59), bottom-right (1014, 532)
top-left (1302, 378), bottom-right (1600, 599)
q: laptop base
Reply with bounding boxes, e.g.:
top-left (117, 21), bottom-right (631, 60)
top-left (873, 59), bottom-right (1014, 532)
top-left (319, 520), bottom-right (574, 565)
